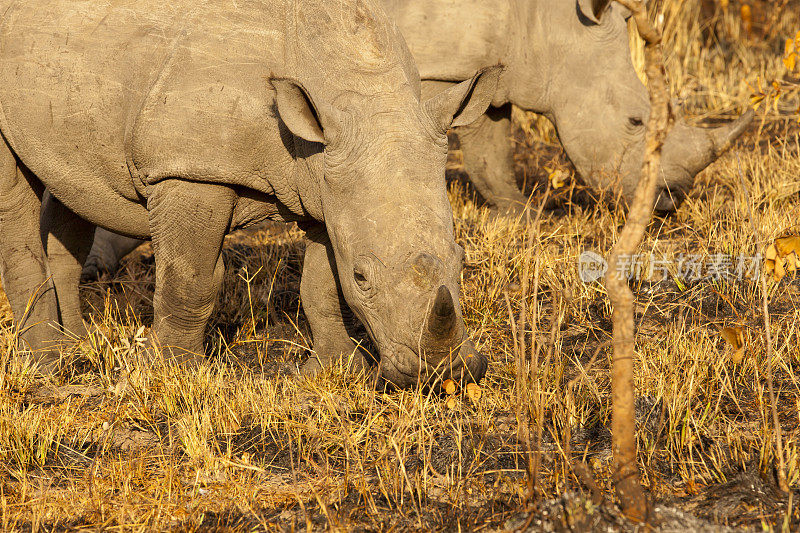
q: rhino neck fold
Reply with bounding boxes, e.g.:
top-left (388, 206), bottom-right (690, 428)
top-left (280, 137), bottom-right (326, 222)
top-left (501, 0), bottom-right (557, 115)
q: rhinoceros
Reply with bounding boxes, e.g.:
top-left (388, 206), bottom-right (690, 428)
top-left (82, 0), bottom-right (753, 278)
top-left (0, 0), bottom-right (499, 387)
top-left (383, 0), bottom-right (754, 213)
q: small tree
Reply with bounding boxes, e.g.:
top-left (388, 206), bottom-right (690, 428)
top-left (603, 0), bottom-right (672, 523)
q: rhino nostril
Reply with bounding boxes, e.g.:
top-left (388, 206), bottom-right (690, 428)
top-left (654, 187), bottom-right (686, 212)
top-left (410, 252), bottom-right (441, 285)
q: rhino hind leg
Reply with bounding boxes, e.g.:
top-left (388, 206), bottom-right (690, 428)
top-left (0, 142), bottom-right (63, 372)
top-left (299, 225), bottom-right (368, 377)
top-left (82, 228), bottom-right (145, 282)
top-left (41, 191), bottom-right (95, 338)
top-left (457, 103), bottom-right (528, 216)
top-left (147, 180), bottom-right (236, 365)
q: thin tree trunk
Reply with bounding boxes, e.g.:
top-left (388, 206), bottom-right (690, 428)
top-left (605, 0), bottom-right (673, 523)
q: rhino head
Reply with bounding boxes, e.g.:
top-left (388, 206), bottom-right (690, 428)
top-left (271, 0), bottom-right (499, 387)
top-left (509, 0), bottom-right (753, 210)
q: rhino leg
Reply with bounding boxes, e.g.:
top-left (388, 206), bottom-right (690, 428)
top-left (41, 191), bottom-right (95, 338)
top-left (147, 180), bottom-right (235, 365)
top-left (0, 141), bottom-right (63, 371)
top-left (457, 103), bottom-right (528, 215)
top-left (82, 229), bottom-right (144, 282)
top-left (300, 224), bottom-right (367, 376)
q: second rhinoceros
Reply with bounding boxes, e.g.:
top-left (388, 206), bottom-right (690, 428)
top-left (0, 0), bottom-right (499, 387)
top-left (386, 0), bottom-right (753, 213)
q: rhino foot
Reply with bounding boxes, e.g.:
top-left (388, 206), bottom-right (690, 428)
top-left (30, 349), bottom-right (63, 377)
top-left (300, 347), bottom-right (370, 378)
top-left (487, 199), bottom-right (531, 222)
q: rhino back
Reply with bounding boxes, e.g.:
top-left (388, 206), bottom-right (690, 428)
top-left (382, 0), bottom-right (511, 82)
top-left (0, 0), bottom-right (296, 233)
top-left (0, 0), bottom-right (421, 234)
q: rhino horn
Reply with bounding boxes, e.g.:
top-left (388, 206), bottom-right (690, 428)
top-left (706, 108), bottom-right (754, 159)
top-left (677, 108), bottom-right (754, 178)
top-left (427, 285), bottom-right (457, 339)
top-left (654, 109), bottom-right (754, 210)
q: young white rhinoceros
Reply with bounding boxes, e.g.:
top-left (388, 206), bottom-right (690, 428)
top-left (385, 0), bottom-right (754, 213)
top-left (0, 0), bottom-right (499, 387)
top-left (82, 0), bottom-right (755, 279)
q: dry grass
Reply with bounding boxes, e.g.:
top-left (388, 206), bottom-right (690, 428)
top-left (2, 1), bottom-right (800, 531)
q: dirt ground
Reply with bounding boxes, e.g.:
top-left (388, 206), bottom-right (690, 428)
top-left (1, 1), bottom-right (800, 531)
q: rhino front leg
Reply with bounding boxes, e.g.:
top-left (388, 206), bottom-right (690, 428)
top-left (300, 224), bottom-right (368, 376)
top-left (82, 228), bottom-right (144, 282)
top-left (0, 142), bottom-right (63, 370)
top-left (41, 191), bottom-right (95, 338)
top-left (147, 180), bottom-right (235, 364)
top-left (456, 103), bottom-right (528, 215)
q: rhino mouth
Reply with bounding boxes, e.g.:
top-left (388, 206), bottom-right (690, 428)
top-left (654, 186), bottom-right (687, 212)
top-left (360, 286), bottom-right (487, 388)
top-left (377, 338), bottom-right (488, 389)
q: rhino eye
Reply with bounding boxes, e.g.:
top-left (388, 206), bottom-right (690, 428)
top-left (353, 266), bottom-right (370, 291)
top-left (629, 117), bottom-right (644, 127)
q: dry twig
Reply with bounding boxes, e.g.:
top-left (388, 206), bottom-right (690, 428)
top-left (604, 0), bottom-right (673, 522)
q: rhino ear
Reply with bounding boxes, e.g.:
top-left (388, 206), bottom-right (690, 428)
top-left (270, 77), bottom-right (337, 144)
top-left (577, 0), bottom-right (611, 23)
top-left (579, 0), bottom-right (645, 23)
top-left (424, 65), bottom-right (503, 132)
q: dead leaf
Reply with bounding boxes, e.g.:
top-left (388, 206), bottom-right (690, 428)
top-left (720, 326), bottom-right (746, 364)
top-left (442, 379), bottom-right (457, 395)
top-left (445, 396), bottom-right (458, 410)
top-left (785, 32), bottom-right (800, 72)
top-left (764, 236), bottom-right (800, 281)
top-left (465, 383), bottom-right (482, 402)
top-left (740, 5), bottom-right (752, 38)
top-left (547, 167), bottom-right (568, 189)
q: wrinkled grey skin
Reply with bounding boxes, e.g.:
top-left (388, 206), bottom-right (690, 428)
top-left (0, 0), bottom-right (499, 387)
top-left (84, 0), bottom-right (754, 278)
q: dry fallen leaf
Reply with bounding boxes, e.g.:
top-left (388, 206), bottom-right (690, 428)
top-left (720, 326), bottom-right (746, 364)
top-left (445, 396), bottom-right (458, 410)
top-left (547, 167), bottom-right (568, 189)
top-left (765, 236), bottom-right (800, 281)
top-left (442, 379), bottom-right (457, 395)
top-left (465, 383), bottom-right (482, 402)
top-left (740, 4), bottom-right (752, 38)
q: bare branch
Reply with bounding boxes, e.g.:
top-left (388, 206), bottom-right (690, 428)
top-left (614, 0), bottom-right (661, 45)
top-left (604, 0), bottom-right (672, 523)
